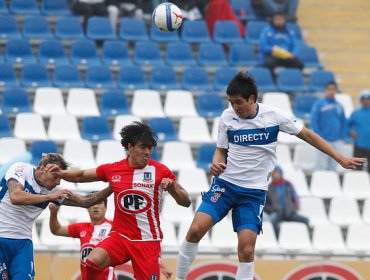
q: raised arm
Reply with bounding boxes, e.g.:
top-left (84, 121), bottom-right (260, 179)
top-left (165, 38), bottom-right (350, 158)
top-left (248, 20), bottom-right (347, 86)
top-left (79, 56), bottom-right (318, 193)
top-left (49, 204), bottom-right (70, 237)
top-left (161, 178), bottom-right (191, 207)
top-left (62, 185), bottom-right (113, 208)
top-left (48, 167), bottom-right (100, 183)
top-left (209, 147), bottom-right (228, 176)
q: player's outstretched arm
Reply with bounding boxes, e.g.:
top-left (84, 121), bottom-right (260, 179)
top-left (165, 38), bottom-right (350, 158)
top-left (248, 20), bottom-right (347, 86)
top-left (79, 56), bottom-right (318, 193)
top-left (46, 164), bottom-right (100, 183)
top-left (62, 185), bottom-right (113, 208)
top-left (49, 204), bottom-right (70, 237)
top-left (210, 147), bottom-right (227, 176)
top-left (297, 127), bottom-right (366, 169)
top-left (161, 178), bottom-right (191, 207)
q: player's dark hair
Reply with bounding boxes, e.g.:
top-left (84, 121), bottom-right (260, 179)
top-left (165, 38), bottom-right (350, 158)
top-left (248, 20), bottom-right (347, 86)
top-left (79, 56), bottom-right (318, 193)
top-left (120, 121), bottom-right (157, 151)
top-left (326, 81), bottom-right (337, 88)
top-left (90, 191), bottom-right (107, 207)
top-left (38, 153), bottom-right (68, 170)
top-left (226, 71), bottom-right (258, 102)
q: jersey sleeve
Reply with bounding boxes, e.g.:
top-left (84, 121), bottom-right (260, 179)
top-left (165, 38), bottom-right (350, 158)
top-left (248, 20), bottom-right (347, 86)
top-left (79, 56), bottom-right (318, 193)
top-left (161, 164), bottom-right (176, 182)
top-left (216, 117), bottom-right (229, 149)
top-left (5, 163), bottom-right (28, 186)
top-left (96, 163), bottom-right (111, 182)
top-left (68, 222), bottom-right (84, 238)
top-left (275, 109), bottom-right (303, 135)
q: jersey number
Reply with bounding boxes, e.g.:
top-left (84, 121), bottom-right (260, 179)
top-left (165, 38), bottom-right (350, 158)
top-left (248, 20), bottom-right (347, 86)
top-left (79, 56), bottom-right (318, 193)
top-left (211, 192), bottom-right (221, 203)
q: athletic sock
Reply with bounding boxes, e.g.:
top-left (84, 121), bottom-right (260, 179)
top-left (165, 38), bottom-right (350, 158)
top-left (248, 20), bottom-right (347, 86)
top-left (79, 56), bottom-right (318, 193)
top-left (236, 262), bottom-right (254, 280)
top-left (176, 240), bottom-right (199, 279)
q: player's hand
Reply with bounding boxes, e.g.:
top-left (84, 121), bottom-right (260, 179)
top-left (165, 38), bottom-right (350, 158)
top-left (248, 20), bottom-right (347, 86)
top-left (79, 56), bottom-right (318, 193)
top-left (48, 189), bottom-right (73, 201)
top-left (45, 163), bottom-right (61, 175)
top-left (49, 203), bottom-right (60, 214)
top-left (160, 178), bottom-right (176, 192)
top-left (161, 265), bottom-right (173, 280)
top-left (210, 162), bottom-right (226, 176)
top-left (338, 155), bottom-right (366, 170)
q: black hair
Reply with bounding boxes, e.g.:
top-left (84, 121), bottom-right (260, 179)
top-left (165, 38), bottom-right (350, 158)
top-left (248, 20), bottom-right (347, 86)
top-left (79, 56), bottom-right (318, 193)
top-left (226, 71), bottom-right (258, 102)
top-left (90, 191), bottom-right (107, 207)
top-left (326, 81), bottom-right (337, 88)
top-left (120, 121), bottom-right (157, 151)
top-left (38, 153), bottom-right (68, 170)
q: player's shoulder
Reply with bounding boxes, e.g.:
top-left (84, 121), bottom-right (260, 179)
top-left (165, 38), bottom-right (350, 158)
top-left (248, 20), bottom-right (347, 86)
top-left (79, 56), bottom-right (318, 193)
top-left (148, 159), bottom-right (168, 169)
top-left (6, 162), bottom-right (33, 176)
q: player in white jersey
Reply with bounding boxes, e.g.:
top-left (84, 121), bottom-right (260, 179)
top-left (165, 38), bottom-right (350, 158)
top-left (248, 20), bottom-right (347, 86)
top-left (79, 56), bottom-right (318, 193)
top-left (0, 153), bottom-right (112, 280)
top-left (175, 72), bottom-right (366, 280)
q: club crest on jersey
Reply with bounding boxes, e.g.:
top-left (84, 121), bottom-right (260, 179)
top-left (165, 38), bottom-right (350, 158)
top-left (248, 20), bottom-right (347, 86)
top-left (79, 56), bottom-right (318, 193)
top-left (111, 175), bottom-right (121, 182)
top-left (117, 189), bottom-right (152, 214)
top-left (99, 229), bottom-right (107, 236)
top-left (143, 172), bottom-right (153, 182)
top-left (14, 166), bottom-right (24, 178)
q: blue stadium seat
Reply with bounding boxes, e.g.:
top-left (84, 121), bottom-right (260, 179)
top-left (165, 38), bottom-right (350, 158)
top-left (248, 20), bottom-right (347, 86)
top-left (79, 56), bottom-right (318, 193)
top-left (0, 115), bottom-right (13, 137)
top-left (196, 143), bottom-right (216, 170)
top-left (30, 140), bottom-right (58, 166)
top-left (198, 43), bottom-right (228, 67)
top-left (99, 90), bottom-right (130, 117)
top-left (1, 87), bottom-right (32, 114)
top-left (53, 64), bottom-right (84, 87)
top-left (214, 67), bottom-right (238, 91)
top-left (20, 63), bottom-right (50, 87)
top-left (213, 21), bottom-right (243, 44)
top-left (196, 92), bottom-right (224, 118)
top-left (41, 0), bottom-right (71, 15)
top-left (165, 42), bottom-right (195, 66)
top-left (117, 65), bottom-right (148, 90)
top-left (119, 18), bottom-right (149, 41)
top-left (5, 38), bottom-right (35, 64)
top-left (229, 43), bottom-right (258, 67)
top-left (0, 0), bottom-right (8, 14)
top-left (309, 70), bottom-right (336, 92)
top-left (10, 0), bottom-right (39, 14)
top-left (248, 67), bottom-right (277, 92)
top-left (296, 44), bottom-right (322, 69)
top-left (86, 16), bottom-right (116, 40)
top-left (245, 21), bottom-right (269, 45)
top-left (293, 94), bottom-right (319, 120)
top-left (22, 16), bottom-right (53, 39)
top-left (287, 22), bottom-right (303, 41)
top-left (277, 69), bottom-right (308, 93)
top-left (133, 41), bottom-right (163, 66)
top-left (231, 0), bottom-right (260, 21)
top-left (55, 17), bottom-right (85, 40)
top-left (183, 67), bottom-right (212, 91)
top-left (0, 64), bottom-right (17, 86)
top-left (151, 147), bottom-right (159, 161)
top-left (150, 23), bottom-right (180, 42)
top-left (181, 20), bottom-right (211, 43)
top-left (0, 16), bottom-right (21, 39)
top-left (85, 65), bottom-right (115, 89)
top-left (70, 40), bottom-right (100, 66)
top-left (148, 117), bottom-right (177, 142)
top-left (150, 65), bottom-right (180, 90)
top-left (81, 116), bottom-right (112, 141)
top-left (102, 40), bottom-right (131, 67)
top-left (38, 39), bottom-right (68, 65)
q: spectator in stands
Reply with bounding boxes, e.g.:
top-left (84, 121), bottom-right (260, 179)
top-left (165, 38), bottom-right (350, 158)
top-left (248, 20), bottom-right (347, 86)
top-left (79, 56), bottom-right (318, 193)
top-left (348, 90), bottom-right (370, 173)
top-left (265, 166), bottom-right (309, 236)
top-left (171, 0), bottom-right (209, 20)
top-left (260, 12), bottom-right (303, 74)
top-left (252, 0), bottom-right (299, 22)
top-left (310, 81), bottom-right (347, 171)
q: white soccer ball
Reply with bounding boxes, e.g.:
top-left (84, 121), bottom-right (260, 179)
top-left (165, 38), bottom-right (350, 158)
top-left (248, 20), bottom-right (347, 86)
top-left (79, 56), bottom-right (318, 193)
top-left (152, 2), bottom-right (183, 32)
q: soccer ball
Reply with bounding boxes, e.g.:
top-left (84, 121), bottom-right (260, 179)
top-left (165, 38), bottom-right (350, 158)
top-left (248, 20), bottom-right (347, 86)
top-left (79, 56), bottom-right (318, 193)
top-left (152, 2), bottom-right (183, 32)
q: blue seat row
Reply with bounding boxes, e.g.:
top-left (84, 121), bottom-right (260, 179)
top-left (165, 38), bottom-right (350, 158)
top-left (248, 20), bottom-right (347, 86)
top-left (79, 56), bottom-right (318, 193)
top-left (0, 0), bottom-right (71, 15)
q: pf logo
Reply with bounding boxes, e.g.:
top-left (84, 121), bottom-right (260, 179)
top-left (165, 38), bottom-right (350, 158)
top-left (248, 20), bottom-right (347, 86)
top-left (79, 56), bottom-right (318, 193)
top-left (117, 189), bottom-right (152, 214)
top-left (80, 244), bottom-right (94, 263)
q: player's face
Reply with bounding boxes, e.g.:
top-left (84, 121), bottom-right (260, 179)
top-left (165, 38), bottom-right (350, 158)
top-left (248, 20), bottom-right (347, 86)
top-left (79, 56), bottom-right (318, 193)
top-left (128, 142), bottom-right (152, 168)
top-left (228, 94), bottom-right (256, 119)
top-left (272, 169), bottom-right (282, 181)
top-left (325, 84), bottom-right (337, 99)
top-left (88, 201), bottom-right (106, 222)
top-left (38, 166), bottom-right (61, 190)
top-left (272, 14), bottom-right (286, 29)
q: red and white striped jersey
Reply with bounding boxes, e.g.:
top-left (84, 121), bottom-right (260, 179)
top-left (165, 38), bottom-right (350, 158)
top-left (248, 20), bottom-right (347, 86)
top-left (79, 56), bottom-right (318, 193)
top-left (96, 158), bottom-right (175, 241)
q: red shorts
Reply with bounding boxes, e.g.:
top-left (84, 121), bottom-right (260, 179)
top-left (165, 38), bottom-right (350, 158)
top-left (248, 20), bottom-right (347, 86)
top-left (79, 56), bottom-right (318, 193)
top-left (97, 231), bottom-right (161, 280)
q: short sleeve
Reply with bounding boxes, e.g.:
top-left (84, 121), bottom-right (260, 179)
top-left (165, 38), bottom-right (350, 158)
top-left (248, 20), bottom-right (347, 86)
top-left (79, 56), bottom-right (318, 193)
top-left (275, 109), bottom-right (303, 135)
top-left (161, 164), bottom-right (176, 182)
top-left (5, 163), bottom-right (28, 186)
top-left (96, 163), bottom-right (111, 182)
top-left (68, 223), bottom-right (84, 238)
top-left (216, 117), bottom-right (229, 149)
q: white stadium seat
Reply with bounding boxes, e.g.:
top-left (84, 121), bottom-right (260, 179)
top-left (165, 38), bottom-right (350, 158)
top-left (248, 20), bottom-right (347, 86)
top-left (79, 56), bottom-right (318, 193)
top-left (160, 219), bottom-right (179, 250)
top-left (39, 218), bottom-right (77, 249)
top-left (178, 219), bottom-right (214, 252)
top-left (34, 87), bottom-right (67, 116)
top-left (177, 168), bottom-right (210, 197)
top-left (66, 88), bottom-right (100, 117)
top-left (293, 143), bottom-right (317, 173)
top-left (48, 114), bottom-right (81, 141)
top-left (312, 223), bottom-right (348, 255)
top-left (329, 196), bottom-right (362, 226)
top-left (178, 116), bottom-right (212, 144)
top-left (161, 141), bottom-right (196, 171)
top-left (63, 139), bottom-right (96, 169)
top-left (276, 144), bottom-right (294, 171)
top-left (0, 137), bottom-right (27, 165)
top-left (131, 89), bottom-right (165, 118)
top-left (262, 92), bottom-right (294, 117)
top-left (335, 93), bottom-right (354, 118)
top-left (278, 222), bottom-right (313, 253)
top-left (113, 115), bottom-right (142, 141)
top-left (211, 117), bottom-right (220, 142)
top-left (96, 140), bottom-right (126, 166)
top-left (211, 217), bottom-right (238, 252)
top-left (346, 223), bottom-right (370, 255)
top-left (362, 198), bottom-right (370, 225)
top-left (299, 196), bottom-right (329, 226)
top-left (284, 169), bottom-right (310, 197)
top-left (161, 194), bottom-right (194, 225)
top-left (14, 113), bottom-right (48, 141)
top-left (255, 221), bottom-right (281, 254)
top-left (342, 171), bottom-right (370, 199)
top-left (310, 170), bottom-right (342, 199)
top-left (164, 90), bottom-right (198, 118)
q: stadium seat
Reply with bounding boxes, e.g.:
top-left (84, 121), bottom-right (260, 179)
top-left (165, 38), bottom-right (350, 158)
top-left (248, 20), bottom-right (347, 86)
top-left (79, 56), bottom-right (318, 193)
top-left (119, 18), bottom-right (149, 41)
top-left (161, 141), bottom-right (196, 171)
top-left (0, 0), bottom-right (8, 14)
top-left (131, 89), bottom-right (165, 118)
top-left (342, 171), bottom-right (370, 199)
top-left (148, 117), bottom-right (177, 142)
top-left (293, 94), bottom-right (319, 120)
top-left (276, 144), bottom-right (294, 171)
top-left (5, 38), bottom-right (35, 64)
top-left (229, 43), bottom-right (258, 67)
top-left (30, 140), bottom-right (58, 166)
top-left (299, 197), bottom-right (328, 226)
top-left (211, 217), bottom-right (237, 252)
top-left (0, 63), bottom-right (17, 87)
top-left (20, 63), bottom-right (50, 87)
top-left (52, 64), bottom-right (84, 87)
top-left (182, 67), bottom-right (212, 91)
top-left (196, 143), bottom-right (216, 170)
top-left (213, 21), bottom-right (243, 44)
top-left (165, 42), bottom-right (196, 66)
top-left (41, 0), bottom-right (71, 15)
top-left (310, 170), bottom-right (342, 199)
top-left (196, 92), bottom-right (224, 118)
top-left (0, 115), bottom-right (13, 137)
top-left (164, 90), bottom-right (198, 117)
top-left (1, 87), bottom-right (32, 114)
top-left (86, 16), bottom-right (116, 40)
top-left (278, 222), bottom-right (313, 253)
top-left (150, 65), bottom-right (180, 90)
top-left (14, 113), bottom-right (48, 141)
top-left (255, 222), bottom-right (281, 254)
top-left (150, 22), bottom-right (180, 42)
top-left (287, 22), bottom-right (303, 41)
top-left (81, 116), bottom-right (112, 141)
top-left (197, 43), bottom-right (228, 67)
top-left (70, 40), bottom-right (100, 66)
top-left (160, 219), bottom-right (179, 249)
top-left (112, 115), bottom-right (142, 141)
top-left (66, 88), bottom-right (100, 117)
top-left (22, 16), bottom-right (53, 39)
top-left (96, 140), bottom-right (126, 166)
top-left (309, 70), bottom-right (336, 92)
top-left (211, 117), bottom-right (220, 142)
top-left (33, 87), bottom-right (67, 116)
top-left (39, 218), bottom-right (76, 248)
top-left (58, 205), bottom-right (90, 222)
top-left (284, 169), bottom-right (310, 197)
top-left (362, 198), bottom-right (370, 224)
top-left (231, 0), bottom-right (259, 21)
top-left (48, 114), bottom-right (81, 141)
top-left (178, 168), bottom-right (209, 197)
top-left (329, 196), bottom-right (362, 226)
top-left (346, 224), bottom-right (370, 255)
top-left (335, 93), bottom-right (354, 118)
top-left (10, 0), bottom-right (39, 14)
top-left (63, 139), bottom-right (96, 169)
top-left (0, 137), bottom-right (26, 165)
top-left (292, 143), bottom-right (317, 173)
top-left (214, 67), bottom-right (238, 91)
top-left (245, 21), bottom-right (269, 45)
top-left (312, 224), bottom-right (347, 255)
top-left (0, 15), bottom-right (21, 39)
top-left (133, 41), bottom-right (163, 66)
top-left (178, 116), bottom-right (212, 144)
top-left (262, 92), bottom-right (294, 116)
top-left (180, 20), bottom-right (211, 43)
top-left (248, 67), bottom-right (277, 92)
top-left (276, 68), bottom-right (308, 93)
top-left (99, 90), bottom-right (130, 117)
top-left (55, 17), bottom-right (85, 40)
top-left (101, 40), bottom-right (131, 67)
top-left (161, 195), bottom-right (194, 224)
top-left (38, 39), bottom-right (68, 65)
top-left (117, 65), bottom-right (148, 90)
top-left (85, 65), bottom-right (115, 89)
top-left (296, 44), bottom-right (322, 70)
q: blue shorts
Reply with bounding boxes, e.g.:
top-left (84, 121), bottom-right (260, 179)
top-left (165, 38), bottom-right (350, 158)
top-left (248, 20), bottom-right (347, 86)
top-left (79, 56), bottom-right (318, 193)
top-left (0, 238), bottom-right (35, 280)
top-left (197, 177), bottom-right (267, 234)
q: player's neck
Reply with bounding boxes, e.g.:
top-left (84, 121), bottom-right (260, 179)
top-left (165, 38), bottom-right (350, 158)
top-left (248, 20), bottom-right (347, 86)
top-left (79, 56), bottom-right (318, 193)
top-left (91, 218), bottom-right (104, 225)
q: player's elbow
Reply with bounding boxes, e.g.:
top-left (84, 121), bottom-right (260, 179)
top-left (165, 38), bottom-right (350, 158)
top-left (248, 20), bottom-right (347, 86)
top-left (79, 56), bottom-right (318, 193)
top-left (9, 193), bottom-right (23, 205)
top-left (178, 197), bottom-right (192, 208)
